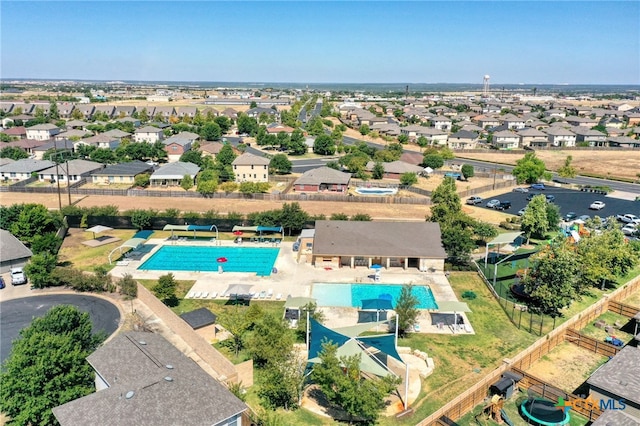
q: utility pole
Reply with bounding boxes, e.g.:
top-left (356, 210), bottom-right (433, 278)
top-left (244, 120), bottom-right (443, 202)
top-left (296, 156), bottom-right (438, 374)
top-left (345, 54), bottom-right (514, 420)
top-left (53, 138), bottom-right (62, 211)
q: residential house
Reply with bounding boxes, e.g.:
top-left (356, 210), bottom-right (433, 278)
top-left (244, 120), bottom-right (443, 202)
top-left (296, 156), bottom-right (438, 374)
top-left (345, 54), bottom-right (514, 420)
top-left (149, 162), bottom-right (200, 187)
top-left (266, 123), bottom-right (295, 135)
top-left (200, 142), bottom-right (224, 159)
top-left (38, 159), bottom-right (103, 183)
top-left (115, 117), bottom-right (141, 127)
top-left (544, 108), bottom-right (567, 118)
top-left (587, 346), bottom-right (640, 419)
top-left (492, 130), bottom-right (520, 149)
top-left (245, 107), bottom-right (279, 122)
top-left (134, 126), bottom-right (164, 143)
top-left (76, 104), bottom-right (95, 119)
top-left (93, 105), bottom-right (116, 119)
top-left (114, 106), bottom-right (136, 118)
top-left (608, 136), bottom-right (640, 148)
top-left (220, 108), bottom-right (237, 120)
top-left (293, 166), bottom-right (351, 193)
top-left (566, 115), bottom-right (598, 127)
top-left (624, 112), bottom-right (640, 127)
top-left (163, 131), bottom-right (199, 161)
top-left (52, 332), bottom-right (248, 426)
top-left (0, 102), bottom-right (14, 114)
top-left (311, 220), bottom-right (447, 271)
top-left (65, 120), bottom-right (90, 130)
top-left (32, 139), bottom-right (74, 160)
top-left (591, 410), bottom-right (640, 426)
top-left (475, 115), bottom-right (501, 129)
top-left (153, 106), bottom-right (176, 120)
top-left (75, 134), bottom-right (120, 150)
top-left (25, 123), bottom-right (60, 141)
top-left (91, 160), bottom-right (154, 185)
top-left (428, 116), bottom-right (452, 131)
top-left (364, 160), bottom-right (425, 179)
top-left (545, 127), bottom-right (576, 147)
top-left (600, 116), bottom-right (624, 129)
top-left (56, 102), bottom-right (75, 118)
top-left (447, 130), bottom-right (479, 149)
top-left (2, 126), bottom-right (27, 139)
top-left (3, 139), bottom-right (48, 157)
top-left (56, 129), bottom-right (90, 140)
top-left (0, 159), bottom-right (55, 182)
top-left (372, 123), bottom-right (402, 137)
top-left (400, 124), bottom-right (425, 138)
top-left (0, 230), bottom-right (33, 274)
top-left (416, 128), bottom-right (449, 145)
top-left (103, 129), bottom-right (132, 140)
top-left (517, 127), bottom-right (548, 148)
top-left (177, 106), bottom-right (197, 118)
top-left (573, 127), bottom-right (607, 147)
top-left (500, 114), bottom-right (526, 129)
top-left (232, 152), bottom-right (270, 183)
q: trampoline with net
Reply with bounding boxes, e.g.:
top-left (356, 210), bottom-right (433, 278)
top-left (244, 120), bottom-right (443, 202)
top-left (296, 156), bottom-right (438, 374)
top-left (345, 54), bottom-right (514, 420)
top-left (521, 398), bottom-right (570, 425)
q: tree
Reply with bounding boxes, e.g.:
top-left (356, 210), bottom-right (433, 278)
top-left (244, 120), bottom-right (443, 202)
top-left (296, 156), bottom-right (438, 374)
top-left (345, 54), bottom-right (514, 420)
top-left (512, 152), bottom-right (551, 184)
top-left (0, 306), bottom-right (103, 426)
top-left (24, 252), bottom-right (58, 288)
top-left (153, 273), bottom-right (179, 307)
top-left (30, 233), bottom-right (62, 255)
top-left (197, 179), bottom-right (218, 196)
top-left (200, 121), bottom-right (222, 141)
top-left (577, 229), bottom-right (638, 290)
top-left (9, 203), bottom-right (61, 246)
top-left (180, 174), bottom-right (194, 191)
top-left (313, 134), bottom-right (336, 155)
top-left (520, 195), bottom-right (549, 240)
top-left (351, 213), bottom-right (372, 221)
top-left (270, 153), bottom-right (292, 174)
top-left (422, 154), bottom-right (444, 169)
top-left (330, 213), bottom-right (349, 220)
top-left (258, 348), bottom-right (306, 410)
top-left (557, 155), bottom-right (577, 178)
top-left (280, 202), bottom-right (309, 235)
top-left (461, 164), bottom-right (475, 180)
top-left (372, 162), bottom-right (385, 179)
top-left (118, 273), bottom-right (138, 298)
top-left (237, 113), bottom-right (258, 135)
top-left (395, 284), bottom-right (419, 335)
top-left (311, 342), bottom-right (400, 424)
top-left (400, 172), bottom-right (418, 186)
top-left (216, 144), bottom-right (236, 166)
top-left (523, 243), bottom-right (581, 316)
top-left (359, 124), bottom-right (370, 136)
top-left (245, 312), bottom-right (293, 367)
top-left (214, 116), bottom-right (232, 133)
top-left (397, 134), bottom-right (409, 144)
top-left (129, 208), bottom-right (156, 230)
top-left (134, 173), bottom-right (150, 188)
top-left (48, 101), bottom-right (60, 120)
top-left (0, 146), bottom-right (29, 160)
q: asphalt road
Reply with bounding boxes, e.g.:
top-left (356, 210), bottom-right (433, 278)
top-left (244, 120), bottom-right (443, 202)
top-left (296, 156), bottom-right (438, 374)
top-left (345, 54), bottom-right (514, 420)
top-left (474, 186), bottom-right (640, 220)
top-left (0, 294), bottom-right (121, 362)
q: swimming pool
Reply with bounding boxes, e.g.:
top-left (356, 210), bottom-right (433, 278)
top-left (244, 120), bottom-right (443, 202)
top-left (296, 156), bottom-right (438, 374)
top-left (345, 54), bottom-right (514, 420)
top-left (311, 283), bottom-right (438, 309)
top-left (355, 187), bottom-right (398, 195)
top-left (138, 246), bottom-right (279, 276)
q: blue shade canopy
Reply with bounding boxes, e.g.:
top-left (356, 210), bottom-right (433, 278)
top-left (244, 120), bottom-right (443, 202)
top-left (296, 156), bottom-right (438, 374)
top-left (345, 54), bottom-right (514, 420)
top-left (361, 298), bottom-right (394, 311)
top-left (133, 230), bottom-right (154, 239)
top-left (358, 334), bottom-right (402, 362)
top-left (370, 264), bottom-right (383, 269)
top-left (257, 226), bottom-right (283, 233)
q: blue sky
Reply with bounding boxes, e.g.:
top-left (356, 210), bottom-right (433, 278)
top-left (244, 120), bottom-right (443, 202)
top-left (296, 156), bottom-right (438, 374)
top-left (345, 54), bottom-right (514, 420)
top-left (1, 1), bottom-right (639, 84)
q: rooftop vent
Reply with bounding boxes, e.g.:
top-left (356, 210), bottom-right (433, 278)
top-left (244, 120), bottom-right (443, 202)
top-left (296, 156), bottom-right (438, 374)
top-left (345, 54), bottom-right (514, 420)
top-left (125, 391), bottom-right (135, 399)
top-left (138, 340), bottom-right (146, 345)
top-left (166, 364), bottom-right (174, 369)
top-left (164, 376), bottom-right (173, 382)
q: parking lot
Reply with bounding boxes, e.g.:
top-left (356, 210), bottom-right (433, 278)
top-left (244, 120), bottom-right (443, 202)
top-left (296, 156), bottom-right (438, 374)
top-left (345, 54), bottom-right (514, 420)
top-left (475, 187), bottom-right (640, 220)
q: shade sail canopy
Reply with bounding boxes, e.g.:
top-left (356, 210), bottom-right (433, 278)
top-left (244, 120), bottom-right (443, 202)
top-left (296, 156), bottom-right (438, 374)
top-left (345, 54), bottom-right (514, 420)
top-left (361, 299), bottom-right (394, 311)
top-left (232, 226), bottom-right (259, 232)
top-left (224, 284), bottom-right (254, 295)
top-left (334, 321), bottom-right (391, 338)
top-left (487, 232), bottom-right (523, 246)
top-left (283, 297), bottom-right (317, 309)
top-left (188, 225), bottom-right (216, 231)
top-left (435, 301), bottom-right (471, 313)
top-left (257, 226), bottom-right (283, 233)
top-left (85, 225), bottom-right (113, 234)
top-left (308, 319), bottom-right (402, 377)
top-left (108, 236), bottom-right (149, 264)
top-left (163, 225), bottom-right (189, 231)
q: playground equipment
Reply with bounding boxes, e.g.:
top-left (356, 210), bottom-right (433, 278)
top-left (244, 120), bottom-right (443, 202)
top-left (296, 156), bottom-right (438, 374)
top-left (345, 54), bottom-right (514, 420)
top-left (476, 395), bottom-right (507, 424)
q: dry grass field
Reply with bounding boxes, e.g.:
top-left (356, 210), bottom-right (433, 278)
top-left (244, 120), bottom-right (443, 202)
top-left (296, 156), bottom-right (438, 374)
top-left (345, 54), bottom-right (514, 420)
top-left (456, 150), bottom-right (640, 181)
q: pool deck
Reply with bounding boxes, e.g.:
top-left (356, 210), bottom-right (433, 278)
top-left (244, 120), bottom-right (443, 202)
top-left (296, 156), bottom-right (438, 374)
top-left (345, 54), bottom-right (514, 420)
top-left (110, 238), bottom-right (473, 335)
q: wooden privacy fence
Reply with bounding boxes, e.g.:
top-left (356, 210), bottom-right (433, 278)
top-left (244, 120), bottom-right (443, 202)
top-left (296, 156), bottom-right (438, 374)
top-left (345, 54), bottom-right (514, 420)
top-left (564, 329), bottom-right (621, 358)
top-left (608, 300), bottom-right (640, 318)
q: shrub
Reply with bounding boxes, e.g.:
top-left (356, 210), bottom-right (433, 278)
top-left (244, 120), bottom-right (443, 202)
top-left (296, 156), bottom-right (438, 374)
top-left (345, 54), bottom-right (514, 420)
top-left (118, 274), bottom-right (138, 298)
top-left (461, 290), bottom-right (477, 300)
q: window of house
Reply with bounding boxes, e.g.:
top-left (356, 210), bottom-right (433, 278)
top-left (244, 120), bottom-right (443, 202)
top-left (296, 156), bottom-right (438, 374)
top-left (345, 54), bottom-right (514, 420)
top-left (251, 165), bottom-right (254, 170)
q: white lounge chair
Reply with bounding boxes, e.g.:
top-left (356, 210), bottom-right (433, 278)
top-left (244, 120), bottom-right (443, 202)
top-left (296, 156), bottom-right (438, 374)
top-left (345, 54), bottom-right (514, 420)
top-left (187, 291), bottom-right (195, 298)
top-left (275, 293), bottom-right (282, 300)
top-left (259, 291), bottom-right (266, 299)
top-left (209, 292), bottom-right (217, 299)
top-left (194, 291), bottom-right (202, 298)
top-left (267, 289), bottom-right (273, 299)
top-left (201, 292), bottom-right (209, 298)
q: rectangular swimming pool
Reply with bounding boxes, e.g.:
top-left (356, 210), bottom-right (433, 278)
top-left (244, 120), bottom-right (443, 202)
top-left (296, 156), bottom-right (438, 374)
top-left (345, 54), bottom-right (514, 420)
top-left (138, 246), bottom-right (279, 276)
top-left (311, 283), bottom-right (438, 309)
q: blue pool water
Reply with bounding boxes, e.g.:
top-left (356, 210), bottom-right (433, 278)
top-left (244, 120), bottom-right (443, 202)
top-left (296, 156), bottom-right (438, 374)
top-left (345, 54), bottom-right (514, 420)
top-left (139, 246), bottom-right (279, 276)
top-left (311, 283), bottom-right (438, 309)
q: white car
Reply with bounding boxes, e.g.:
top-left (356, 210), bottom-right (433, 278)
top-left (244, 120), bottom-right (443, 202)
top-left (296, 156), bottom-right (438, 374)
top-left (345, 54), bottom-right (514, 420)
top-left (513, 187), bottom-right (529, 193)
top-left (622, 224), bottom-right (638, 236)
top-left (10, 267), bottom-right (27, 285)
top-left (589, 201), bottom-right (606, 210)
top-left (486, 199), bottom-right (500, 209)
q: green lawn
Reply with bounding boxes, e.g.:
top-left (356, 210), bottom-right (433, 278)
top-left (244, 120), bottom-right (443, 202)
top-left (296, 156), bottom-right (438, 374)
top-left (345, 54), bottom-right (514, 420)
top-left (578, 311), bottom-right (636, 343)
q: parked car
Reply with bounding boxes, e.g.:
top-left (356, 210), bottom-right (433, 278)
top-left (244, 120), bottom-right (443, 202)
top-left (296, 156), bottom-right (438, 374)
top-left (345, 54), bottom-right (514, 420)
top-left (495, 201), bottom-right (512, 211)
top-left (444, 172), bottom-right (462, 180)
top-left (578, 215), bottom-right (591, 222)
top-left (589, 201), bottom-right (606, 210)
top-left (466, 196), bottom-right (483, 205)
top-left (10, 267), bottom-right (27, 285)
top-left (545, 195), bottom-right (556, 203)
top-left (526, 193), bottom-right (536, 201)
top-left (616, 214), bottom-right (640, 225)
top-left (530, 183), bottom-right (545, 190)
top-left (0, 277), bottom-right (5, 289)
top-left (486, 199), bottom-right (500, 209)
top-left (564, 212), bottom-right (577, 221)
top-left (513, 187), bottom-right (529, 193)
top-left (517, 208), bottom-right (527, 216)
top-left (622, 224), bottom-right (639, 236)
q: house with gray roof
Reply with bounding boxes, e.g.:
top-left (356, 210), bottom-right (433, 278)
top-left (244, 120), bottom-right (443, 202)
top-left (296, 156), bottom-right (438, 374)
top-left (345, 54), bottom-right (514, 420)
top-left (177, 106), bottom-right (197, 118)
top-left (32, 139), bottom-right (75, 160)
top-left (93, 105), bottom-right (116, 118)
top-left (500, 114), bottom-right (526, 129)
top-left (134, 126), bottom-right (164, 143)
top-left (38, 159), bottom-right (103, 183)
top-left (91, 160), bottom-right (153, 185)
top-left (591, 409), bottom-right (640, 426)
top-left (153, 106), bottom-right (176, 119)
top-left (573, 127), bottom-right (607, 147)
top-left (245, 107), bottom-right (279, 122)
top-left (76, 134), bottom-right (120, 150)
top-left (103, 128), bottom-right (132, 140)
top-left (114, 105), bottom-right (136, 117)
top-left (587, 346), bottom-right (640, 419)
top-left (163, 132), bottom-right (199, 161)
top-left (0, 158), bottom-right (55, 182)
top-left (608, 136), bottom-right (640, 148)
top-left (55, 129), bottom-right (90, 140)
top-left (517, 127), bottom-right (548, 147)
top-left (76, 104), bottom-right (95, 118)
top-left (25, 123), bottom-right (60, 141)
top-left (0, 229), bottom-right (33, 273)
top-left (428, 115), bottom-right (452, 131)
top-left (150, 161), bottom-right (200, 187)
top-left (545, 127), bottom-right (576, 147)
top-left (52, 331), bottom-right (247, 426)
top-left (293, 166), bottom-right (351, 193)
top-left (365, 160), bottom-right (425, 179)
top-left (448, 130), bottom-right (479, 149)
top-left (492, 130), bottom-right (520, 149)
top-left (311, 220), bottom-right (447, 271)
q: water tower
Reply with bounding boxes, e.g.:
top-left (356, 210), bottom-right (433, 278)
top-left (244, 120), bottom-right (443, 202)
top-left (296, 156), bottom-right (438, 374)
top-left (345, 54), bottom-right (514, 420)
top-left (483, 75), bottom-right (490, 97)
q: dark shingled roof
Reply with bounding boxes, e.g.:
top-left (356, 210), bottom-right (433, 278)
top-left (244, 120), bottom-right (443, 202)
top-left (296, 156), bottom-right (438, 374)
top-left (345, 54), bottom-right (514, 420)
top-left (591, 409), bottom-right (640, 426)
top-left (587, 345), bottom-right (640, 405)
top-left (52, 332), bottom-right (246, 426)
top-left (0, 229), bottom-right (33, 262)
top-left (179, 307), bottom-right (217, 330)
top-left (312, 220), bottom-right (447, 258)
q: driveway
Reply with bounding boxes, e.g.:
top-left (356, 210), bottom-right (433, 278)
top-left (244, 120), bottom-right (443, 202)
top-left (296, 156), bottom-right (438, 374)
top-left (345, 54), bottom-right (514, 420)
top-left (0, 294), bottom-right (121, 362)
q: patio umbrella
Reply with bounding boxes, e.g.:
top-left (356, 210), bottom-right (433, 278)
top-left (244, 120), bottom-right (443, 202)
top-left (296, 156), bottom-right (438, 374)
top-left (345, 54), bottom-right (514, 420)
top-left (85, 225), bottom-right (113, 240)
top-left (223, 283), bottom-right (254, 305)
